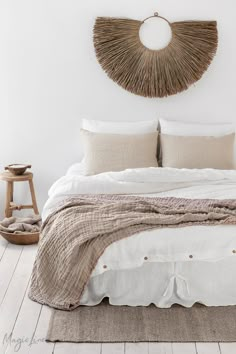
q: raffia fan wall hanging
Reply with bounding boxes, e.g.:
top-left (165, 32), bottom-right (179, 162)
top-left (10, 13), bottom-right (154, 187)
top-left (93, 12), bottom-right (218, 98)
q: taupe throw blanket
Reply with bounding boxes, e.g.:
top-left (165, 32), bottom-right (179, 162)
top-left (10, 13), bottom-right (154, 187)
top-left (0, 215), bottom-right (41, 233)
top-left (29, 195), bottom-right (236, 310)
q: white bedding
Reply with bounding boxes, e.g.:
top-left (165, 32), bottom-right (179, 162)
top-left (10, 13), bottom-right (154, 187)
top-left (43, 165), bottom-right (236, 307)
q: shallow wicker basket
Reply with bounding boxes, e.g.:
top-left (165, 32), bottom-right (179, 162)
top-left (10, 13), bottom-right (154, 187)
top-left (0, 231), bottom-right (39, 245)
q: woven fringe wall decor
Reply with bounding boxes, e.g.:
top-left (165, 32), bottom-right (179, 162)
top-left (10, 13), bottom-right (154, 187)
top-left (93, 13), bottom-right (218, 98)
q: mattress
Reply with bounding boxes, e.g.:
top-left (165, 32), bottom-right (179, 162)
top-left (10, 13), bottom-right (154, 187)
top-left (43, 164), bottom-right (236, 307)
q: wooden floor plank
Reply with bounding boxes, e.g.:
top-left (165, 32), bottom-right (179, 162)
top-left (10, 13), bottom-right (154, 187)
top-left (196, 343), bottom-right (220, 354)
top-left (219, 343), bottom-right (236, 354)
top-left (0, 237), bottom-right (8, 261)
top-left (0, 243), bottom-right (23, 306)
top-left (29, 305), bottom-right (54, 354)
top-left (0, 244), bottom-right (37, 353)
top-left (4, 284), bottom-right (42, 353)
top-left (54, 343), bottom-right (101, 354)
top-left (102, 343), bottom-right (124, 354)
top-left (125, 342), bottom-right (149, 354)
top-left (172, 343), bottom-right (196, 354)
top-left (149, 342), bottom-right (173, 354)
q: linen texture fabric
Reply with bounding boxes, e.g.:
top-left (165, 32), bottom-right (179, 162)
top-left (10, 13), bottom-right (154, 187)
top-left (29, 195), bottom-right (236, 311)
top-left (81, 129), bottom-right (159, 175)
top-left (160, 133), bottom-right (235, 169)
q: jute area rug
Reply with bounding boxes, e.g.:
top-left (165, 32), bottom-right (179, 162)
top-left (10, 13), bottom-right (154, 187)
top-left (46, 300), bottom-right (236, 342)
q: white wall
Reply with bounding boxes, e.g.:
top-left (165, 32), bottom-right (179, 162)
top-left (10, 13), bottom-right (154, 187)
top-left (0, 0), bottom-right (236, 217)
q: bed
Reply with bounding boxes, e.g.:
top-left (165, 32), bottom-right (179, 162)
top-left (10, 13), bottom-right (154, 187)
top-left (35, 164), bottom-right (236, 309)
top-left (29, 118), bottom-right (236, 310)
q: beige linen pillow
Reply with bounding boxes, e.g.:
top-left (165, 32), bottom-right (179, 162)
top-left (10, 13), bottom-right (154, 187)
top-left (81, 129), bottom-right (158, 175)
top-left (161, 133), bottom-right (235, 169)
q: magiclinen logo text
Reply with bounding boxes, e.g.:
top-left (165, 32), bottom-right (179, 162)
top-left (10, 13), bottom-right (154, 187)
top-left (2, 332), bottom-right (45, 352)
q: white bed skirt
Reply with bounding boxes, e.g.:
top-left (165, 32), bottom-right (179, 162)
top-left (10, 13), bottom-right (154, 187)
top-left (81, 257), bottom-right (236, 307)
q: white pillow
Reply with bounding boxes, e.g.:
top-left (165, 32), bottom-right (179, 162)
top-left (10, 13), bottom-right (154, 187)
top-left (82, 119), bottom-right (158, 134)
top-left (159, 118), bottom-right (235, 136)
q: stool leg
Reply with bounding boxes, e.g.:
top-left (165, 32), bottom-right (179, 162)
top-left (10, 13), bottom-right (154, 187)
top-left (29, 179), bottom-right (39, 214)
top-left (5, 181), bottom-right (13, 218)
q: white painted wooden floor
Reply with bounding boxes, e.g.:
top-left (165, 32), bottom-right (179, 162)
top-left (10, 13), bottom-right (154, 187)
top-left (0, 237), bottom-right (235, 354)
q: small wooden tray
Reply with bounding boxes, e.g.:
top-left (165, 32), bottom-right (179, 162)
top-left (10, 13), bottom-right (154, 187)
top-left (0, 231), bottom-right (39, 245)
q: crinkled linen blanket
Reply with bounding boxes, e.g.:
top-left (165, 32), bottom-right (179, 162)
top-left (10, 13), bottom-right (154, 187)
top-left (0, 215), bottom-right (41, 233)
top-left (29, 195), bottom-right (236, 310)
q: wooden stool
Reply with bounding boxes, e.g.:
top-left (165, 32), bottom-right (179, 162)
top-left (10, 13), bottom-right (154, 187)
top-left (0, 172), bottom-right (39, 217)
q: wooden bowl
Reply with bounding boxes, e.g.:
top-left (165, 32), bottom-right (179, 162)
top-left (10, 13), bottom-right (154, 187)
top-left (0, 231), bottom-right (39, 245)
top-left (5, 164), bottom-right (31, 175)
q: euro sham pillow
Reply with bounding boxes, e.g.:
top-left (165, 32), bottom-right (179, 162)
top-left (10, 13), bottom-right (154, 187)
top-left (81, 129), bottom-right (159, 175)
top-left (161, 133), bottom-right (235, 169)
top-left (82, 119), bottom-right (158, 134)
top-left (159, 118), bottom-right (234, 136)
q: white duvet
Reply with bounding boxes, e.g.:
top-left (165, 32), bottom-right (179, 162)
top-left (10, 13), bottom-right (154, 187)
top-left (43, 165), bottom-right (236, 307)
top-left (43, 165), bottom-right (236, 219)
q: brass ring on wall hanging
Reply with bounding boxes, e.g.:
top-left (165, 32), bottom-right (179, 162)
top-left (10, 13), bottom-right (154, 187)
top-left (142, 11), bottom-right (171, 25)
top-left (93, 12), bottom-right (218, 98)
